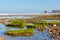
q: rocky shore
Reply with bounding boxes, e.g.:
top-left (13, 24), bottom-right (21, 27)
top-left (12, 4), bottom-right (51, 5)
top-left (49, 26), bottom-right (60, 40)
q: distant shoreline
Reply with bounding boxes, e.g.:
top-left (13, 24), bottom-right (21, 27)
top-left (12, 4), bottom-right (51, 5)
top-left (0, 13), bottom-right (60, 15)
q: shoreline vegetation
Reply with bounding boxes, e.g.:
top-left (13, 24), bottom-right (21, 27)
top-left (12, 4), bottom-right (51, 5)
top-left (6, 19), bottom-right (26, 28)
top-left (5, 29), bottom-right (34, 36)
top-left (4, 19), bottom-right (60, 40)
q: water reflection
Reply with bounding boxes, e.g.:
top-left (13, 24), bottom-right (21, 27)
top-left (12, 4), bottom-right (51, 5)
top-left (0, 24), bottom-right (6, 34)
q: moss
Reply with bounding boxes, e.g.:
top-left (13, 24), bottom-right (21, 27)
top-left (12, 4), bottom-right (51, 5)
top-left (6, 19), bottom-right (26, 28)
top-left (26, 24), bottom-right (36, 28)
top-left (5, 29), bottom-right (34, 36)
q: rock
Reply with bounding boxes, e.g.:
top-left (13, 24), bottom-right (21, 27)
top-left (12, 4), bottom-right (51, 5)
top-left (53, 24), bottom-right (57, 27)
top-left (0, 28), bottom-right (2, 30)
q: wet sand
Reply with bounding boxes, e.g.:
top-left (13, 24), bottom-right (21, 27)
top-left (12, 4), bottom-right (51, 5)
top-left (0, 36), bottom-right (4, 40)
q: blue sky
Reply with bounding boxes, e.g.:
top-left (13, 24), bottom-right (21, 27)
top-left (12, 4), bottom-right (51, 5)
top-left (0, 0), bottom-right (60, 13)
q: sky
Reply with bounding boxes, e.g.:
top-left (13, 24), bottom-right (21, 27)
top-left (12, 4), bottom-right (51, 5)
top-left (0, 0), bottom-right (60, 13)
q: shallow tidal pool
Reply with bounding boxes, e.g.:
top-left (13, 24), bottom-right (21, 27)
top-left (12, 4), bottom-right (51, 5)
top-left (0, 24), bottom-right (52, 40)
